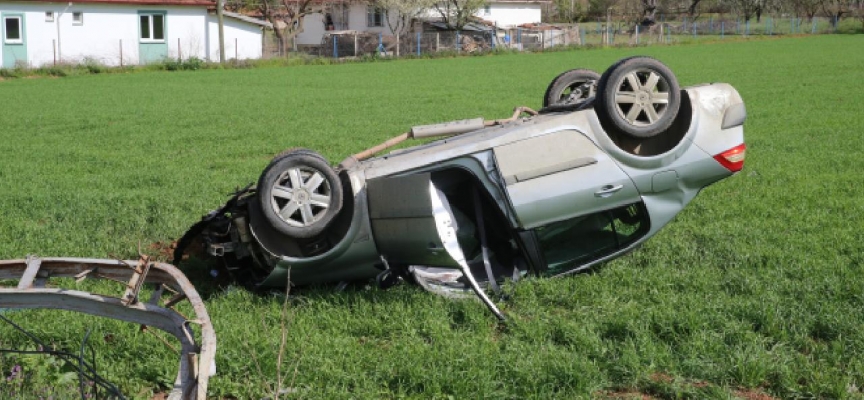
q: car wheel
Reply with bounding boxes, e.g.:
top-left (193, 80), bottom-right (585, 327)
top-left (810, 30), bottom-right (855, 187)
top-left (543, 69), bottom-right (601, 107)
top-left (257, 150), bottom-right (343, 239)
top-left (596, 57), bottom-right (681, 139)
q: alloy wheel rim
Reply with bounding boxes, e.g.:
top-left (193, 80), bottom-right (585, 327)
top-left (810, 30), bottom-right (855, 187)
top-left (269, 167), bottom-right (332, 227)
top-left (612, 69), bottom-right (671, 127)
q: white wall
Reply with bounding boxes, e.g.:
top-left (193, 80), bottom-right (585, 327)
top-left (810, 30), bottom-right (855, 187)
top-left (295, 13), bottom-right (325, 45)
top-left (476, 2), bottom-right (543, 28)
top-left (0, 2), bottom-right (264, 67)
top-left (294, 4), bottom-right (395, 46)
top-left (207, 16), bottom-right (264, 60)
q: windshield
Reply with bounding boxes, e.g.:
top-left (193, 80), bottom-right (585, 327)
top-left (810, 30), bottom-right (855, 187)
top-left (536, 203), bottom-right (648, 275)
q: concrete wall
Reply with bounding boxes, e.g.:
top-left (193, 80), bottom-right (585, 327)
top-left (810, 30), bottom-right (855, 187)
top-left (0, 1), bottom-right (264, 67)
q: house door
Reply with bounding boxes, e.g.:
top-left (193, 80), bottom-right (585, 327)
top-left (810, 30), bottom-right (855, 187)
top-left (2, 13), bottom-right (27, 69)
top-left (138, 12), bottom-right (167, 64)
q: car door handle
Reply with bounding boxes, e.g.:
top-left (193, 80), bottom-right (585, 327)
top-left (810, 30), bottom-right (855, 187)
top-left (594, 184), bottom-right (624, 198)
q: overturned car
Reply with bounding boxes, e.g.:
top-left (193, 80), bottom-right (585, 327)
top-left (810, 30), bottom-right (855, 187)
top-left (176, 57), bottom-right (747, 319)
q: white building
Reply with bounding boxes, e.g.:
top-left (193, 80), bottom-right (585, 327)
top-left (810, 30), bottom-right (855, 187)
top-left (294, 0), bottom-right (546, 46)
top-left (0, 0), bottom-right (270, 68)
top-left (476, 0), bottom-right (546, 28)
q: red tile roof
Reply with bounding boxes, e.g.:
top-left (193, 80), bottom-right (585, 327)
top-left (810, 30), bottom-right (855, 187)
top-left (19, 0), bottom-right (215, 6)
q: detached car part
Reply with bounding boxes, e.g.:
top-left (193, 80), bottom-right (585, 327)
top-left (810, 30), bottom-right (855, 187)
top-left (176, 57), bottom-right (747, 320)
top-left (0, 256), bottom-right (215, 400)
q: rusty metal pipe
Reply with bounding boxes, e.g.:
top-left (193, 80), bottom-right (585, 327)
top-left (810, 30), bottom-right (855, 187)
top-left (350, 106), bottom-right (538, 162)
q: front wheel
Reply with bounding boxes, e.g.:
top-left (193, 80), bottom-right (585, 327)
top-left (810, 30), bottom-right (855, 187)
top-left (257, 150), bottom-right (343, 239)
top-left (595, 57), bottom-right (681, 139)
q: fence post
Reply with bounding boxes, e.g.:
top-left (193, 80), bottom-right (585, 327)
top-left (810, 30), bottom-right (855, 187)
top-left (666, 24), bottom-right (671, 43)
top-left (833, 15), bottom-right (838, 32)
top-left (721, 21), bottom-right (725, 38)
top-left (518, 28), bottom-right (522, 50)
top-left (635, 25), bottom-right (639, 45)
top-left (354, 34), bottom-right (358, 57)
top-left (119, 39), bottom-right (122, 66)
top-left (812, 18), bottom-right (817, 34)
top-left (580, 27), bottom-right (585, 45)
top-left (417, 31), bottom-right (421, 55)
top-left (541, 30), bottom-right (546, 49)
top-left (456, 31), bottom-right (461, 52)
top-left (692, 24), bottom-right (696, 39)
top-left (235, 38), bottom-right (238, 60)
top-left (746, 20), bottom-right (750, 35)
top-left (378, 32), bottom-right (383, 55)
top-left (333, 35), bottom-right (338, 58)
top-left (436, 32), bottom-right (439, 52)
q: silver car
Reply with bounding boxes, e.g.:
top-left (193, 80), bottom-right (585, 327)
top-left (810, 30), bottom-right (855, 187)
top-left (175, 57), bottom-right (747, 318)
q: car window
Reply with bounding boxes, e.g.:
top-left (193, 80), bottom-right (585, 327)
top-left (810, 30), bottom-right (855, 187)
top-left (536, 203), bottom-right (649, 275)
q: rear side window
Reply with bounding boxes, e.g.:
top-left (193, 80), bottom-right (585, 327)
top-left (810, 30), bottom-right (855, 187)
top-left (536, 203), bottom-right (649, 276)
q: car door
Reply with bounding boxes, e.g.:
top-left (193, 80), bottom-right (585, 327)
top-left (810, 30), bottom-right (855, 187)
top-left (493, 129), bottom-right (641, 229)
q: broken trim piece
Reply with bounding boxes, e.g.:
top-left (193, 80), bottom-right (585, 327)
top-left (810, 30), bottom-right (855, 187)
top-left (0, 257), bottom-right (215, 400)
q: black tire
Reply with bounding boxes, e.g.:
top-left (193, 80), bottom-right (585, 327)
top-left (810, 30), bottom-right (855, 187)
top-left (257, 151), bottom-right (343, 239)
top-left (543, 69), bottom-right (601, 107)
top-left (271, 147), bottom-right (322, 163)
top-left (595, 57), bottom-right (681, 139)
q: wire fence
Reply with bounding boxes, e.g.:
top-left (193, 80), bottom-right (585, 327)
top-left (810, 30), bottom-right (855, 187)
top-left (264, 16), bottom-right (860, 60)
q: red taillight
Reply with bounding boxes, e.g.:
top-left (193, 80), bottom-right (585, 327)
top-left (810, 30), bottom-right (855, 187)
top-left (713, 144), bottom-right (746, 172)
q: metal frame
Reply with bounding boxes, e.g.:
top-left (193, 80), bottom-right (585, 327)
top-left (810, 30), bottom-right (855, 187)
top-left (0, 257), bottom-right (215, 400)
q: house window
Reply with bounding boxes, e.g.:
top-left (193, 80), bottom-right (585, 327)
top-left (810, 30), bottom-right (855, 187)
top-left (366, 6), bottom-right (384, 27)
top-left (139, 13), bottom-right (165, 42)
top-left (3, 16), bottom-right (22, 44)
top-left (72, 12), bottom-right (83, 25)
top-left (483, 5), bottom-right (491, 15)
top-left (46, 11), bottom-right (55, 22)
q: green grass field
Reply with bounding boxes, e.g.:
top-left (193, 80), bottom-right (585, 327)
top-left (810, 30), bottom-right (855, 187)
top-left (2, 35), bottom-right (864, 399)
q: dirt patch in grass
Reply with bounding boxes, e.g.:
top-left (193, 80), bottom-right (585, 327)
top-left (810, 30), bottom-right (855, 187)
top-left (733, 388), bottom-right (778, 400)
top-left (148, 241), bottom-right (177, 261)
top-left (597, 390), bottom-right (657, 399)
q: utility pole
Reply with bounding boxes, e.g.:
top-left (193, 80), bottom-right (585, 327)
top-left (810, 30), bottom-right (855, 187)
top-left (217, 0), bottom-right (225, 63)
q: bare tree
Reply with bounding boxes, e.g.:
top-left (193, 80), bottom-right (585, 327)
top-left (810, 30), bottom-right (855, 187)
top-left (820, 0), bottom-right (853, 22)
top-left (854, 0), bottom-right (864, 29)
top-left (725, 0), bottom-right (762, 21)
top-left (257, 0), bottom-right (327, 55)
top-left (789, 0), bottom-right (822, 19)
top-left (641, 0), bottom-right (660, 24)
top-left (554, 0), bottom-right (588, 22)
top-left (375, 0), bottom-right (436, 42)
top-left (433, 0), bottom-right (488, 30)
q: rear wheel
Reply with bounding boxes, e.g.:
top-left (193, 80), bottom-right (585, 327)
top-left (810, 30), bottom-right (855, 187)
top-left (596, 57), bottom-right (680, 139)
top-left (257, 150), bottom-right (343, 239)
top-left (543, 69), bottom-right (600, 107)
